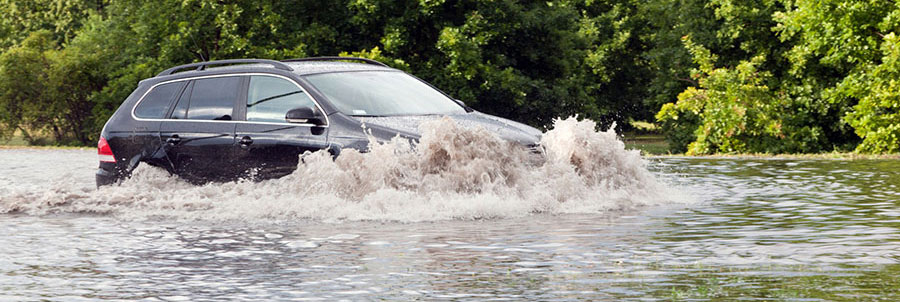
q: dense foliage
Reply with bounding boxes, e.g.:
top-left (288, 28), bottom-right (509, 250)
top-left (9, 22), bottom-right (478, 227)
top-left (0, 0), bottom-right (897, 154)
top-left (657, 0), bottom-right (900, 154)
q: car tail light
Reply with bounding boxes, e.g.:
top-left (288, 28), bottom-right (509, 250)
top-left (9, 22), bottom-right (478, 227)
top-left (98, 137), bottom-right (116, 163)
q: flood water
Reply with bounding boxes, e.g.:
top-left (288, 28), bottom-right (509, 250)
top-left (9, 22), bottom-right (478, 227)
top-left (1, 123), bottom-right (899, 300)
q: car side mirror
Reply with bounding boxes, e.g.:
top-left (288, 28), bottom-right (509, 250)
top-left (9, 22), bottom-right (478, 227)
top-left (285, 107), bottom-right (325, 126)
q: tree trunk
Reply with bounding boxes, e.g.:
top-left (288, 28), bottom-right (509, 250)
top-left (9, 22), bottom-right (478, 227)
top-left (17, 126), bottom-right (36, 145)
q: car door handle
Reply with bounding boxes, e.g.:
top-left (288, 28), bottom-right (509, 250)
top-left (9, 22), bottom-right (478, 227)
top-left (239, 136), bottom-right (253, 149)
top-left (166, 135), bottom-right (181, 146)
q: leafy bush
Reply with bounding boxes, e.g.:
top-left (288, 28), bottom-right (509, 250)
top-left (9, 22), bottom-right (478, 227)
top-left (846, 34), bottom-right (900, 153)
top-left (775, 0), bottom-right (900, 154)
top-left (656, 37), bottom-right (828, 154)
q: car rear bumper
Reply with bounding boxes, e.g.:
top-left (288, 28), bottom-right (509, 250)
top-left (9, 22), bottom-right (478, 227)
top-left (96, 164), bottom-right (121, 187)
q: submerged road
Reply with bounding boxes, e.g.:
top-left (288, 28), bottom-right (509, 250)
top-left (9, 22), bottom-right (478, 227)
top-left (1, 148), bottom-right (899, 300)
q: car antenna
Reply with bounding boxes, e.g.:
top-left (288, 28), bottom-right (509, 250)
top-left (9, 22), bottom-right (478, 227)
top-left (190, 35), bottom-right (207, 61)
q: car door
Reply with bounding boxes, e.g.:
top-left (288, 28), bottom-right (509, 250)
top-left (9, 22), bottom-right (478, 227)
top-left (160, 76), bottom-right (243, 182)
top-left (233, 75), bottom-right (329, 180)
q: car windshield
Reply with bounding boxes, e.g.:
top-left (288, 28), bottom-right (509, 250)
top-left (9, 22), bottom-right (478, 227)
top-left (304, 71), bottom-right (465, 116)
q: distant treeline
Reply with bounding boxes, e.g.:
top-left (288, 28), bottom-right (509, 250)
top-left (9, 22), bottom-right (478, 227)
top-left (0, 0), bottom-right (897, 153)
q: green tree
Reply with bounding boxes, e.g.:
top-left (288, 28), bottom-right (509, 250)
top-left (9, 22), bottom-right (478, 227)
top-left (651, 0), bottom-right (817, 153)
top-left (342, 0), bottom-right (652, 129)
top-left (845, 33), bottom-right (900, 153)
top-left (654, 0), bottom-right (898, 154)
top-left (341, 0), bottom-right (589, 127)
top-left (2, 0), bottom-right (897, 153)
top-left (0, 30), bottom-right (97, 145)
top-left (656, 37), bottom-right (814, 154)
top-left (0, 31), bottom-right (56, 143)
top-left (643, 0), bottom-right (790, 112)
top-left (776, 0), bottom-right (900, 153)
top-left (73, 0), bottom-right (365, 141)
top-left (0, 0), bottom-right (109, 49)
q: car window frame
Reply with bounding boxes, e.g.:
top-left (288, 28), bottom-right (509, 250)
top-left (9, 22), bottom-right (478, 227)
top-left (238, 75), bottom-right (324, 126)
top-left (167, 80), bottom-right (193, 120)
top-left (131, 73), bottom-right (329, 127)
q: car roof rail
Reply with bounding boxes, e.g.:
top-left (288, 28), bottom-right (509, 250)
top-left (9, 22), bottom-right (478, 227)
top-left (157, 59), bottom-right (293, 76)
top-left (282, 56), bottom-right (389, 67)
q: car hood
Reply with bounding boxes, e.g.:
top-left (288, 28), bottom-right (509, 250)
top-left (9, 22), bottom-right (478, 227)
top-left (354, 112), bottom-right (542, 146)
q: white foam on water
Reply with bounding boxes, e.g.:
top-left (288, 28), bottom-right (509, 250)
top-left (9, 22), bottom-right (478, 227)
top-left (0, 117), bottom-right (687, 222)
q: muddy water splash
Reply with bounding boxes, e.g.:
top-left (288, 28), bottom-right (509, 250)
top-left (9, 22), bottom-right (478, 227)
top-left (0, 117), bottom-right (678, 221)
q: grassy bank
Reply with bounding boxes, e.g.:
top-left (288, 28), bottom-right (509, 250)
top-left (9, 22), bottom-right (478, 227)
top-left (649, 152), bottom-right (900, 160)
top-left (0, 132), bottom-right (89, 150)
top-left (0, 134), bottom-right (28, 146)
top-left (620, 133), bottom-right (900, 159)
top-left (622, 120), bottom-right (672, 155)
top-left (620, 121), bottom-right (900, 159)
top-left (0, 145), bottom-right (89, 150)
top-left (623, 133), bottom-right (670, 155)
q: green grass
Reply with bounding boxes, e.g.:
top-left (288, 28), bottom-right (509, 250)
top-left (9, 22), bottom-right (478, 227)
top-left (619, 121), bottom-right (900, 159)
top-left (0, 134), bottom-right (29, 146)
top-left (0, 132), bottom-right (88, 150)
top-left (622, 120), bottom-right (671, 155)
top-left (651, 151), bottom-right (900, 160)
top-left (623, 133), bottom-right (671, 155)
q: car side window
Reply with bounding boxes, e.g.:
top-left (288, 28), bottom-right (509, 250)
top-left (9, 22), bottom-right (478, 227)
top-left (135, 82), bottom-right (184, 118)
top-left (169, 76), bottom-right (240, 120)
top-left (246, 76), bottom-right (316, 123)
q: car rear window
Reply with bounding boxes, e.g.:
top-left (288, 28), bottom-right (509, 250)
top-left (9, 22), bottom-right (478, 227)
top-left (170, 76), bottom-right (240, 121)
top-left (134, 82), bottom-right (184, 118)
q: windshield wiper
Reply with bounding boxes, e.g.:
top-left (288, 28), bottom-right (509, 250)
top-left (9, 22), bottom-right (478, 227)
top-left (247, 90), bottom-right (304, 108)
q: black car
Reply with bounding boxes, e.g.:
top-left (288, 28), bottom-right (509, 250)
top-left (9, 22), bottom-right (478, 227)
top-left (96, 57), bottom-right (542, 186)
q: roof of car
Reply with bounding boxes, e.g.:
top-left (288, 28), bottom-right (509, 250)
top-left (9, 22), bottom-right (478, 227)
top-left (191, 61), bottom-right (394, 75)
top-left (155, 57), bottom-right (396, 78)
top-left (284, 61), bottom-right (395, 75)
